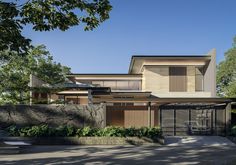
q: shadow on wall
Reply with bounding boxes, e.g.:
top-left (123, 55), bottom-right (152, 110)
top-left (0, 104), bottom-right (106, 129)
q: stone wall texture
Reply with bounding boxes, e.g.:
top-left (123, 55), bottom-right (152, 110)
top-left (0, 104), bottom-right (106, 128)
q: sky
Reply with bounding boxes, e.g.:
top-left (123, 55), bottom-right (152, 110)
top-left (22, 0), bottom-right (236, 73)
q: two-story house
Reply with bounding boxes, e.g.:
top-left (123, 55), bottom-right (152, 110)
top-left (33, 49), bottom-right (232, 135)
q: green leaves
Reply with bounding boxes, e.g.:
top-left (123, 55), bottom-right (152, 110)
top-left (0, 0), bottom-right (112, 54)
top-left (20, 0), bottom-right (112, 31)
top-left (0, 45), bottom-right (71, 105)
top-left (6, 125), bottom-right (162, 138)
top-left (0, 2), bottom-right (31, 54)
top-left (217, 36), bottom-right (236, 97)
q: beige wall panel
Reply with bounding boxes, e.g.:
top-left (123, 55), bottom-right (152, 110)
top-left (187, 66), bottom-right (195, 92)
top-left (152, 92), bottom-right (212, 98)
top-left (143, 66), bottom-right (169, 93)
top-left (204, 49), bottom-right (216, 97)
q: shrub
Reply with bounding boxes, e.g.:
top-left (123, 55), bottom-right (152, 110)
top-left (100, 126), bottom-right (125, 137)
top-left (25, 125), bottom-right (49, 137)
top-left (76, 127), bottom-right (98, 137)
top-left (54, 125), bottom-right (76, 137)
top-left (6, 125), bottom-right (20, 136)
top-left (5, 125), bottom-right (162, 138)
top-left (231, 125), bottom-right (236, 136)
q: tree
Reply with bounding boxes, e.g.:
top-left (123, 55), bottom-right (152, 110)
top-left (0, 0), bottom-right (112, 55)
top-left (217, 36), bottom-right (236, 97)
top-left (0, 45), bottom-right (71, 104)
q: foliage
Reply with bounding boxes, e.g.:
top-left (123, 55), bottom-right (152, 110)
top-left (0, 0), bottom-right (112, 54)
top-left (0, 45), bottom-right (70, 105)
top-left (231, 125), bottom-right (236, 136)
top-left (217, 36), bottom-right (236, 97)
top-left (6, 125), bottom-right (162, 138)
top-left (0, 2), bottom-right (31, 55)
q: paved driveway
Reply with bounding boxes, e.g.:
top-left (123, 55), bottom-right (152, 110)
top-left (165, 136), bottom-right (236, 146)
top-left (0, 142), bottom-right (236, 165)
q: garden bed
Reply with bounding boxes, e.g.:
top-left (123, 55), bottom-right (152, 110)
top-left (1, 136), bottom-right (164, 145)
top-left (3, 125), bottom-right (164, 145)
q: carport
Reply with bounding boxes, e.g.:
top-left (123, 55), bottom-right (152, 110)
top-left (94, 95), bottom-right (232, 136)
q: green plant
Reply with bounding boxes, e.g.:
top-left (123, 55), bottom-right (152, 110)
top-left (76, 126), bottom-right (97, 137)
top-left (5, 125), bottom-right (162, 138)
top-left (231, 125), bottom-right (236, 136)
top-left (6, 125), bottom-right (20, 136)
top-left (125, 127), bottom-right (137, 137)
top-left (101, 126), bottom-right (125, 137)
top-left (26, 125), bottom-right (49, 137)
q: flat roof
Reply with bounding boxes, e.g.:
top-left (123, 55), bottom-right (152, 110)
top-left (129, 55), bottom-right (211, 73)
top-left (93, 97), bottom-right (232, 104)
top-left (67, 74), bottom-right (142, 77)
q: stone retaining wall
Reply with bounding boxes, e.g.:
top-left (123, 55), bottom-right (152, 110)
top-left (2, 137), bottom-right (163, 145)
top-left (0, 104), bottom-right (106, 128)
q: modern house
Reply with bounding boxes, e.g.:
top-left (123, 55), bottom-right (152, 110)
top-left (32, 49), bottom-right (232, 135)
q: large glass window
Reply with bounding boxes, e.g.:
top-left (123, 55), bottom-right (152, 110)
top-left (195, 67), bottom-right (204, 91)
top-left (91, 80), bottom-right (141, 90)
top-left (92, 81), bottom-right (104, 87)
top-left (129, 81), bottom-right (141, 90)
top-left (104, 81), bottom-right (117, 89)
top-left (116, 81), bottom-right (129, 90)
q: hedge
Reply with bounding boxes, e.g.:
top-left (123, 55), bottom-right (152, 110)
top-left (5, 125), bottom-right (161, 138)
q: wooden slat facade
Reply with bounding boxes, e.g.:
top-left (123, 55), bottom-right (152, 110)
top-left (106, 106), bottom-right (159, 128)
top-left (169, 67), bottom-right (187, 92)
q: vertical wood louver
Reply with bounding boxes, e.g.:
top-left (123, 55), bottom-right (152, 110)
top-left (169, 67), bottom-right (187, 92)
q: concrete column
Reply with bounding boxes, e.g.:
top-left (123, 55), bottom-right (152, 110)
top-left (102, 102), bottom-right (106, 128)
top-left (29, 74), bottom-right (33, 106)
top-left (226, 103), bottom-right (232, 135)
top-left (148, 102), bottom-right (151, 127)
top-left (88, 89), bottom-right (93, 105)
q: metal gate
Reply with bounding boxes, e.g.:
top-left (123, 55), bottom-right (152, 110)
top-left (160, 104), bottom-right (226, 136)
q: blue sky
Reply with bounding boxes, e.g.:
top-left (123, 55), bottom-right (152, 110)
top-left (23, 0), bottom-right (236, 73)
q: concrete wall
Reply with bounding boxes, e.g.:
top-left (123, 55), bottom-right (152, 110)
top-left (204, 49), bottom-right (216, 97)
top-left (187, 66), bottom-right (195, 92)
top-left (142, 65), bottom-right (211, 97)
top-left (0, 104), bottom-right (106, 128)
top-left (142, 66), bottom-right (169, 93)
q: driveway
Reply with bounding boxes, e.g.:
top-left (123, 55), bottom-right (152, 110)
top-left (165, 136), bottom-right (236, 146)
top-left (0, 141), bottom-right (236, 165)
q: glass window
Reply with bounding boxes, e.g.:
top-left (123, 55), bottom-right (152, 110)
top-left (104, 81), bottom-right (117, 89)
top-left (116, 81), bottom-right (129, 90)
top-left (128, 81), bottom-right (141, 90)
top-left (92, 81), bottom-right (104, 87)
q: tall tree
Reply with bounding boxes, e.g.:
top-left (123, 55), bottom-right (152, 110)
top-left (217, 36), bottom-right (236, 97)
top-left (0, 0), bottom-right (112, 55)
top-left (0, 45), bottom-right (70, 104)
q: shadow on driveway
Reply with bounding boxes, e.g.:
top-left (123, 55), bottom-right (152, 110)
top-left (0, 144), bottom-right (236, 165)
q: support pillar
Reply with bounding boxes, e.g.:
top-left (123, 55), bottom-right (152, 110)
top-left (226, 103), bottom-right (232, 135)
top-left (148, 102), bottom-right (151, 127)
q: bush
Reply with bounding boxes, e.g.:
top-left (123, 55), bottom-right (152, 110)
top-left (5, 125), bottom-right (162, 138)
top-left (6, 125), bottom-right (20, 136)
top-left (231, 125), bottom-right (236, 136)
